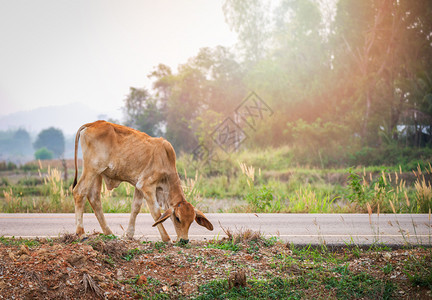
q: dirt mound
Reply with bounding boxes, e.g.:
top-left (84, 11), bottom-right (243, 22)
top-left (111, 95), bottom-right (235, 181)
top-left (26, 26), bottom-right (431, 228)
top-left (0, 233), bottom-right (430, 299)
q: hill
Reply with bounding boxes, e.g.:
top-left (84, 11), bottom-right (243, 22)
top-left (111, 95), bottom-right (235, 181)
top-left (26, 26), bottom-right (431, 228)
top-left (0, 102), bottom-right (121, 135)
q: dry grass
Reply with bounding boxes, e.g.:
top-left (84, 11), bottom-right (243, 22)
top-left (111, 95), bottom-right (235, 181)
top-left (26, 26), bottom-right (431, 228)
top-left (82, 272), bottom-right (105, 299)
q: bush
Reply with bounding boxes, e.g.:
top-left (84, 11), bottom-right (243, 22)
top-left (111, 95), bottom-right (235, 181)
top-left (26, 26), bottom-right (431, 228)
top-left (348, 145), bottom-right (432, 170)
top-left (0, 161), bottom-right (17, 171)
top-left (34, 147), bottom-right (54, 160)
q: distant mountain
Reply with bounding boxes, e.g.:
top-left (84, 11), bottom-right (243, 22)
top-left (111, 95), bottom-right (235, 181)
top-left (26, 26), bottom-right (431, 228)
top-left (0, 102), bottom-right (122, 135)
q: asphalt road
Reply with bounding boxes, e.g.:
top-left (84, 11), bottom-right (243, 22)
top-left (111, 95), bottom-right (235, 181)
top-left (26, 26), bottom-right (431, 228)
top-left (0, 213), bottom-right (431, 245)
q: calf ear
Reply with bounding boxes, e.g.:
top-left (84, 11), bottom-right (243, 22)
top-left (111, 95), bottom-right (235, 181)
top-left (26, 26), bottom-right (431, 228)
top-left (195, 209), bottom-right (213, 231)
top-left (152, 208), bottom-right (173, 227)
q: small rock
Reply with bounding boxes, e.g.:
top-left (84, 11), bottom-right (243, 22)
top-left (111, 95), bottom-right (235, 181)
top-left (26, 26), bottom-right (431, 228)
top-left (8, 251), bottom-right (16, 261)
top-left (66, 254), bottom-right (86, 267)
top-left (116, 269), bottom-right (124, 281)
top-left (18, 254), bottom-right (30, 261)
top-left (18, 245), bottom-right (30, 256)
top-left (36, 248), bottom-right (48, 255)
top-left (82, 245), bottom-right (93, 252)
top-left (383, 252), bottom-right (391, 261)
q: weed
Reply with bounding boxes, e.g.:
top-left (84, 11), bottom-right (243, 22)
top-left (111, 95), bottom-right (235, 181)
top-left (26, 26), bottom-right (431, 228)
top-left (288, 185), bottom-right (338, 213)
top-left (325, 267), bottom-right (396, 299)
top-left (196, 277), bottom-right (304, 299)
top-left (381, 263), bottom-right (393, 275)
top-left (129, 275), bottom-right (169, 299)
top-left (103, 255), bottom-right (116, 267)
top-left (154, 241), bottom-right (167, 252)
top-left (404, 253), bottom-right (432, 290)
top-left (122, 248), bottom-right (146, 261)
top-left (0, 236), bottom-right (40, 248)
top-left (413, 163), bottom-right (432, 213)
top-left (207, 239), bottom-right (241, 252)
top-left (245, 185), bottom-right (274, 212)
top-left (99, 234), bottom-right (118, 241)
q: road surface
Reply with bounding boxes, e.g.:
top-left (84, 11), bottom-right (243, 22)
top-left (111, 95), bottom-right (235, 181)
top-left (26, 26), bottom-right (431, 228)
top-left (0, 213), bottom-right (430, 245)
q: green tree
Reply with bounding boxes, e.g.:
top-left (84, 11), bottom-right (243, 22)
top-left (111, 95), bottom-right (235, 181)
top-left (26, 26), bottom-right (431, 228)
top-left (34, 147), bottom-right (54, 160)
top-left (13, 129), bottom-right (32, 155)
top-left (123, 87), bottom-right (163, 137)
top-left (332, 0), bottom-right (432, 146)
top-left (148, 47), bottom-right (247, 152)
top-left (33, 127), bottom-right (65, 158)
top-left (223, 0), bottom-right (271, 63)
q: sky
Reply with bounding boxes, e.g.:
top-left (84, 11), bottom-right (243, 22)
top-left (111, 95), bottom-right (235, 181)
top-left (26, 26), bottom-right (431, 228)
top-left (0, 0), bottom-right (237, 119)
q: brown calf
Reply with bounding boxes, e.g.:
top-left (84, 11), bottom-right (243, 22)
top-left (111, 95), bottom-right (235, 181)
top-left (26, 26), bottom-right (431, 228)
top-left (72, 121), bottom-right (213, 242)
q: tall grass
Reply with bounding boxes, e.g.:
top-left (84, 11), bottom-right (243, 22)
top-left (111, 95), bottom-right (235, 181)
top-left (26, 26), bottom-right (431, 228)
top-left (0, 149), bottom-right (430, 213)
top-left (413, 163), bottom-right (432, 213)
top-left (289, 186), bottom-right (338, 213)
top-left (346, 164), bottom-right (431, 213)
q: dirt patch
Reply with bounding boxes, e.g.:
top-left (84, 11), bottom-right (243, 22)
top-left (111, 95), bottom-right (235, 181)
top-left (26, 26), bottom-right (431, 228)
top-left (0, 233), bottom-right (431, 299)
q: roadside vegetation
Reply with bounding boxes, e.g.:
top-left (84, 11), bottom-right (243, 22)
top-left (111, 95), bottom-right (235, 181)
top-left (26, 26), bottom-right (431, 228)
top-left (0, 230), bottom-right (431, 299)
top-left (0, 146), bottom-right (431, 214)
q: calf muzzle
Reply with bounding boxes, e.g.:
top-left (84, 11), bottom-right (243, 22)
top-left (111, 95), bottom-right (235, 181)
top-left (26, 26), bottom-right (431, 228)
top-left (179, 238), bottom-right (189, 245)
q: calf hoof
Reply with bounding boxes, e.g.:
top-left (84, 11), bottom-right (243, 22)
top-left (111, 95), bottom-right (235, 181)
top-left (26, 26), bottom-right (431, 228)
top-left (126, 230), bottom-right (134, 239)
top-left (103, 228), bottom-right (114, 236)
top-left (76, 226), bottom-right (85, 237)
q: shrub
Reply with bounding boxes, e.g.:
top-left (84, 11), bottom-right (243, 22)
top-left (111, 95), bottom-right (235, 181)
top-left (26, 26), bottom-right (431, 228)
top-left (34, 147), bottom-right (54, 160)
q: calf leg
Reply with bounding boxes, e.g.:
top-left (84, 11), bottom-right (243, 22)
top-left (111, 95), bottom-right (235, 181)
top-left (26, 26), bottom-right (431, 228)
top-left (73, 192), bottom-right (86, 236)
top-left (126, 188), bottom-right (144, 238)
top-left (87, 175), bottom-right (113, 235)
top-left (142, 187), bottom-right (170, 242)
top-left (73, 172), bottom-right (93, 237)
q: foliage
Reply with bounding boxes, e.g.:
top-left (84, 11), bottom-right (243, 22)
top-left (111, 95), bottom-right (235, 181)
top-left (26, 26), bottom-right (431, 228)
top-left (33, 127), bottom-right (65, 158)
top-left (245, 185), bottom-right (273, 213)
top-left (34, 147), bottom-right (54, 160)
top-left (197, 277), bottom-right (303, 300)
top-left (325, 266), bottom-right (395, 299)
top-left (0, 129), bottom-right (33, 160)
top-left (404, 253), bottom-right (432, 290)
top-left (0, 161), bottom-right (17, 171)
top-left (123, 87), bottom-right (163, 137)
top-left (113, 0), bottom-right (432, 167)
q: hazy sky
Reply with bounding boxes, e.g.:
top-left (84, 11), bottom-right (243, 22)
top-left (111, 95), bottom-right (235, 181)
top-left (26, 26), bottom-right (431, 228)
top-left (0, 0), bottom-right (237, 118)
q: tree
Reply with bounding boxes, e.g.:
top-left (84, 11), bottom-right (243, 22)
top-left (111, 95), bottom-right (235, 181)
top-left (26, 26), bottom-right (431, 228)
top-left (13, 129), bottom-right (32, 155)
top-left (332, 0), bottom-right (432, 146)
top-left (223, 0), bottom-right (271, 63)
top-left (33, 127), bottom-right (65, 158)
top-left (123, 87), bottom-right (164, 137)
top-left (34, 147), bottom-right (54, 160)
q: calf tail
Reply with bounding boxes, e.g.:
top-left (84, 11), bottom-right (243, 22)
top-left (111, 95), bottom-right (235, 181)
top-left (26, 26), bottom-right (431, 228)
top-left (72, 124), bottom-right (87, 189)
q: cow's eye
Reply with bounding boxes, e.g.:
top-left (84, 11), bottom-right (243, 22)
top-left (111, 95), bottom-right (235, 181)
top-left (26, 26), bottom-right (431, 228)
top-left (175, 215), bottom-right (180, 223)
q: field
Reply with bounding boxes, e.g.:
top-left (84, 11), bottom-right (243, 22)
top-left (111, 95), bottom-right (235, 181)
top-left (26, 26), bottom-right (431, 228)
top-left (1, 147), bottom-right (431, 215)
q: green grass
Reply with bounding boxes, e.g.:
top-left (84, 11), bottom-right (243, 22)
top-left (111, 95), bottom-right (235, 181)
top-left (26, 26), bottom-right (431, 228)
top-left (128, 275), bottom-right (170, 299)
top-left (404, 252), bottom-right (432, 290)
top-left (325, 266), bottom-right (395, 299)
top-left (0, 236), bottom-right (40, 248)
top-left (0, 147), bottom-right (430, 213)
top-left (196, 277), bottom-right (304, 299)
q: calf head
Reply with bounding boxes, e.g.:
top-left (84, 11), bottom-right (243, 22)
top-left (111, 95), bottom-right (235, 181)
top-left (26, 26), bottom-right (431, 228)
top-left (152, 201), bottom-right (213, 242)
